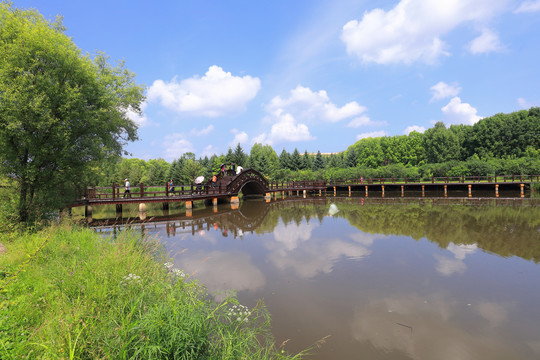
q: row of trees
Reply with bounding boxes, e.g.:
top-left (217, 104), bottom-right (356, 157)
top-left (98, 107), bottom-right (540, 187)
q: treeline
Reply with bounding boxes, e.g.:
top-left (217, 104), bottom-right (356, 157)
top-left (99, 108), bottom-right (540, 186)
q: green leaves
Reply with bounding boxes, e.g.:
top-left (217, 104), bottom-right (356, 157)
top-left (0, 3), bottom-right (144, 221)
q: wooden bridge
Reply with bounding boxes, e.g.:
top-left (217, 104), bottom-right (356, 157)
top-left (73, 169), bottom-right (539, 217)
top-left (74, 169), bottom-right (327, 217)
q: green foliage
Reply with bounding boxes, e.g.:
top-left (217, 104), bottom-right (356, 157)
top-left (0, 225), bottom-right (308, 359)
top-left (0, 3), bottom-right (144, 222)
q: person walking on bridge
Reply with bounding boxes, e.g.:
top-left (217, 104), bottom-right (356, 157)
top-left (124, 179), bottom-right (131, 198)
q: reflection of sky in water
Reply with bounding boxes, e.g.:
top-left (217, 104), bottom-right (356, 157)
top-left (102, 199), bottom-right (540, 359)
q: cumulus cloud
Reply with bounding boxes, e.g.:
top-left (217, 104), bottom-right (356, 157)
top-left (255, 111), bottom-right (315, 145)
top-left (441, 97), bottom-right (482, 125)
top-left (230, 129), bottom-right (249, 147)
top-left (162, 134), bottom-right (195, 161)
top-left (514, 0), bottom-right (540, 13)
top-left (346, 115), bottom-right (376, 128)
top-left (266, 85), bottom-right (367, 123)
top-left (147, 65), bottom-right (261, 117)
top-left (430, 81), bottom-right (462, 102)
top-left (341, 0), bottom-right (508, 64)
top-left (467, 28), bottom-right (504, 54)
top-left (126, 102), bottom-right (150, 127)
top-left (190, 125), bottom-right (214, 136)
top-left (404, 125), bottom-right (426, 135)
top-left (356, 130), bottom-right (388, 140)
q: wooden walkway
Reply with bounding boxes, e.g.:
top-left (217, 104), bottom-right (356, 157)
top-left (73, 170), bottom-right (539, 214)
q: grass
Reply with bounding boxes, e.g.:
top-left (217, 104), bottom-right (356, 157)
top-left (0, 223), bottom-right (312, 359)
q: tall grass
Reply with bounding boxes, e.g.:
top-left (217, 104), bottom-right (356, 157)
top-left (0, 224), bottom-right (311, 359)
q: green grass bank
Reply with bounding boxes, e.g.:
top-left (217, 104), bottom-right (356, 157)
top-left (0, 224), bottom-right (310, 359)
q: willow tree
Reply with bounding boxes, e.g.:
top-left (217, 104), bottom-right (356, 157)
top-left (0, 3), bottom-right (144, 221)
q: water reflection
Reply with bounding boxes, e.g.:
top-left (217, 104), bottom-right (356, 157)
top-left (93, 197), bottom-right (540, 359)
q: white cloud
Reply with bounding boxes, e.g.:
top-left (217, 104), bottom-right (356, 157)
top-left (126, 102), bottom-right (150, 127)
top-left (256, 111), bottom-right (315, 145)
top-left (147, 65), bottom-right (261, 117)
top-left (346, 115), bottom-right (374, 128)
top-left (162, 134), bottom-right (195, 161)
top-left (341, 0), bottom-right (509, 64)
top-left (441, 97), bottom-right (482, 125)
top-left (190, 125), bottom-right (214, 136)
top-left (230, 129), bottom-right (249, 147)
top-left (356, 130), bottom-right (387, 140)
top-left (404, 125), bottom-right (426, 134)
top-left (514, 0), bottom-right (540, 13)
top-left (430, 81), bottom-right (462, 102)
top-left (266, 85), bottom-right (367, 123)
top-left (201, 145), bottom-right (215, 158)
top-left (467, 28), bottom-right (504, 54)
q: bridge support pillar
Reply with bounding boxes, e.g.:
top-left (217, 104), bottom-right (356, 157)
top-left (85, 205), bottom-right (92, 218)
top-left (468, 184), bottom-right (472, 197)
top-left (162, 202), bottom-right (169, 211)
top-left (365, 186), bottom-right (368, 197)
top-left (381, 185), bottom-right (385, 197)
top-left (422, 185), bottom-right (425, 197)
top-left (303, 190), bottom-right (307, 198)
top-left (116, 204), bottom-right (122, 217)
top-left (186, 208), bottom-right (193, 217)
top-left (231, 196), bottom-right (239, 210)
top-left (348, 186), bottom-right (351, 197)
top-left (333, 186), bottom-right (336, 197)
top-left (265, 193), bottom-right (271, 202)
top-left (401, 185), bottom-right (404, 197)
top-left (444, 185), bottom-right (447, 197)
top-left (212, 198), bottom-right (218, 206)
top-left (521, 184), bottom-right (524, 198)
top-left (186, 201), bottom-right (193, 209)
top-left (319, 189), bottom-right (322, 197)
top-left (282, 191), bottom-right (286, 198)
top-left (495, 184), bottom-right (499, 197)
top-left (139, 203), bottom-right (146, 212)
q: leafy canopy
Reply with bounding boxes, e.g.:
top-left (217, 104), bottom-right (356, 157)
top-left (0, 2), bottom-right (145, 221)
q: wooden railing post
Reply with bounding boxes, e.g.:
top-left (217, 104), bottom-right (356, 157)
top-left (112, 183), bottom-right (116, 199)
top-left (432, 176), bottom-right (434, 184)
top-left (165, 182), bottom-right (169, 197)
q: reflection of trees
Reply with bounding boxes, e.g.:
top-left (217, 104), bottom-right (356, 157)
top-left (258, 198), bottom-right (540, 264)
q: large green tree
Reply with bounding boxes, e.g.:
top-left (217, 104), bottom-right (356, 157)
top-left (0, 3), bottom-right (145, 221)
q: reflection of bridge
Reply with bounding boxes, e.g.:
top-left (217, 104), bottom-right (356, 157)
top-left (73, 169), bottom-right (327, 217)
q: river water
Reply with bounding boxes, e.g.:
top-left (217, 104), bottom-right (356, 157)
top-left (88, 193), bottom-right (540, 359)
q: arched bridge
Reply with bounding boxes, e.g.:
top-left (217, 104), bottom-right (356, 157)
top-left (73, 168), bottom-right (327, 210)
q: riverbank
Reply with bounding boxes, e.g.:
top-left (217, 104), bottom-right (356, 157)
top-left (0, 224), bottom-right (308, 359)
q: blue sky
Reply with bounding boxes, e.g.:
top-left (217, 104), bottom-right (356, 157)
top-left (15, 0), bottom-right (540, 160)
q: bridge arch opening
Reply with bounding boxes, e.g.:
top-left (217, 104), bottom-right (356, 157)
top-left (237, 180), bottom-right (266, 197)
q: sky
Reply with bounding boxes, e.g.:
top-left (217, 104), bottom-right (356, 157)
top-left (13, 0), bottom-right (540, 161)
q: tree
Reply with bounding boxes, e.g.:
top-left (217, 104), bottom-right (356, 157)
top-left (232, 143), bottom-right (248, 167)
top-left (302, 150), bottom-right (313, 170)
top-left (422, 122), bottom-right (460, 164)
top-left (279, 149), bottom-right (291, 170)
top-left (290, 148), bottom-right (302, 171)
top-left (0, 4), bottom-right (144, 221)
top-left (313, 150), bottom-right (325, 170)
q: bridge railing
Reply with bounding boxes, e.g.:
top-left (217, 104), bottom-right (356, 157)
top-left (325, 174), bottom-right (540, 186)
top-left (84, 182), bottom-right (229, 200)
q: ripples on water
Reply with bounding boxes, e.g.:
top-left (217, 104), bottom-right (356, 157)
top-left (88, 195), bottom-right (540, 360)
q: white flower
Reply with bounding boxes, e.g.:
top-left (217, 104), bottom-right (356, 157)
top-left (172, 268), bottom-right (186, 278)
top-left (164, 262), bottom-right (173, 269)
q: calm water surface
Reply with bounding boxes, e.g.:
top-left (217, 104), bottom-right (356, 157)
top-left (90, 195), bottom-right (540, 359)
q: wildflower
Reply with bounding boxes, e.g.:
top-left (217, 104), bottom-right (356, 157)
top-left (120, 273), bottom-right (141, 285)
top-left (227, 304), bottom-right (251, 323)
top-left (172, 268), bottom-right (186, 278)
top-left (164, 262), bottom-right (173, 269)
